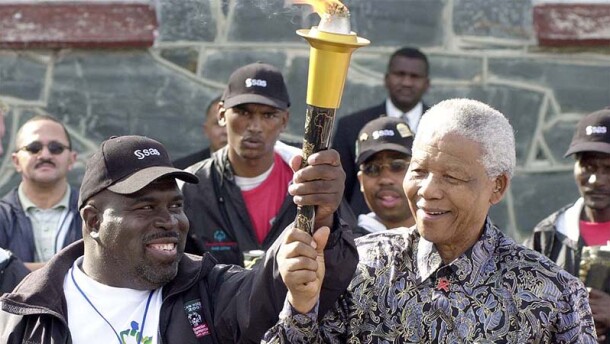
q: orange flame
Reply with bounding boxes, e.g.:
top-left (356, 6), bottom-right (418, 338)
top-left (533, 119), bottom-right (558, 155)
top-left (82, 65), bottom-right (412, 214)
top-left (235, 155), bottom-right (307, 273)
top-left (292, 0), bottom-right (348, 16)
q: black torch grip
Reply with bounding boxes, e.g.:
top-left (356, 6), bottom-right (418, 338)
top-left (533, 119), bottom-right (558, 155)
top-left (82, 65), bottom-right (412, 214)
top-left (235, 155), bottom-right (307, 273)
top-left (295, 105), bottom-right (337, 235)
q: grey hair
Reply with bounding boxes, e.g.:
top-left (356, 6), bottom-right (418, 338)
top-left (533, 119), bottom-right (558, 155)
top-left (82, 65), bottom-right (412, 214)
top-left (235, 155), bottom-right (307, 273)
top-left (415, 98), bottom-right (516, 178)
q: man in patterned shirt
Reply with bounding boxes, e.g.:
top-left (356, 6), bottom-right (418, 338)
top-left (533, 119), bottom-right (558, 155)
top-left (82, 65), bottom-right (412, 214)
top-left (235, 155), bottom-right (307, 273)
top-left (264, 98), bottom-right (597, 343)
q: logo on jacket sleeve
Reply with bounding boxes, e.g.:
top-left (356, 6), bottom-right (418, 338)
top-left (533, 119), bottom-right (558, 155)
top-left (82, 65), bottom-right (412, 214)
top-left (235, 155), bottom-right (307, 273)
top-left (184, 300), bottom-right (210, 338)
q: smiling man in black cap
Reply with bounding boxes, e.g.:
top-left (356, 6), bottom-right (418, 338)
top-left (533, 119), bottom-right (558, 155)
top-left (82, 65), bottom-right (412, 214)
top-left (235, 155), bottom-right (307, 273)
top-left (355, 117), bottom-right (415, 234)
top-left (526, 107), bottom-right (610, 342)
top-left (0, 134), bottom-right (358, 343)
top-left (182, 62), bottom-right (354, 268)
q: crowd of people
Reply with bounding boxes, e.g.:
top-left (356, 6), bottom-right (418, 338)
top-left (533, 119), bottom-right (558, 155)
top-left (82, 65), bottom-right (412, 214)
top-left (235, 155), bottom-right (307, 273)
top-left (0, 46), bottom-right (607, 343)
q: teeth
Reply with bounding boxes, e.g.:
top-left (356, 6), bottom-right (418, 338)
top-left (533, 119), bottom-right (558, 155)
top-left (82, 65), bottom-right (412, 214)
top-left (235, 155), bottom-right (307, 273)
top-left (428, 211), bottom-right (444, 215)
top-left (149, 243), bottom-right (175, 251)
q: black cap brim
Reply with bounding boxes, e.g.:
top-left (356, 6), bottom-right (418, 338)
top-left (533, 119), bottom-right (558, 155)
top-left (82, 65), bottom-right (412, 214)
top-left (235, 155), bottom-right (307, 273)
top-left (107, 166), bottom-right (199, 195)
top-left (564, 142), bottom-right (610, 157)
top-left (223, 94), bottom-right (288, 110)
top-left (356, 143), bottom-right (412, 165)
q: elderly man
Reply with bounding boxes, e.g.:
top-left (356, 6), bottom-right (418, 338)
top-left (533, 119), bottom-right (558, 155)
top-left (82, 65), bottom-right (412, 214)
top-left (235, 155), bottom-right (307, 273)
top-left (333, 47), bottom-right (430, 217)
top-left (0, 135), bottom-right (357, 343)
top-left (355, 117), bottom-right (415, 233)
top-left (526, 107), bottom-right (610, 342)
top-left (264, 98), bottom-right (597, 343)
top-left (0, 115), bottom-right (81, 271)
top-left (182, 62), bottom-right (354, 266)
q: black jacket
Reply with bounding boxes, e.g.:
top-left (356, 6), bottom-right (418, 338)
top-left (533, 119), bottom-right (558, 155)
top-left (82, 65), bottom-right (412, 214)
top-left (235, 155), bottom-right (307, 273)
top-left (182, 144), bottom-right (357, 266)
top-left (0, 187), bottom-right (82, 262)
top-left (524, 199), bottom-right (584, 278)
top-left (331, 102), bottom-right (429, 216)
top-left (0, 250), bottom-right (29, 294)
top-left (0, 225), bottom-right (358, 344)
top-left (525, 198), bottom-right (610, 343)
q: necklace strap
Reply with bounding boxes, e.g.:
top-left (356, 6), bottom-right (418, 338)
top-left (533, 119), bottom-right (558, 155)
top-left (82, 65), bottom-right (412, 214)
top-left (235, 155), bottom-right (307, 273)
top-left (70, 266), bottom-right (155, 344)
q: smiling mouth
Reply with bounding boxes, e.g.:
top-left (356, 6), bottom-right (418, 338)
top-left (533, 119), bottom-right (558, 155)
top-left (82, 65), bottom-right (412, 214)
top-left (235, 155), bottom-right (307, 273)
top-left (148, 243), bottom-right (176, 251)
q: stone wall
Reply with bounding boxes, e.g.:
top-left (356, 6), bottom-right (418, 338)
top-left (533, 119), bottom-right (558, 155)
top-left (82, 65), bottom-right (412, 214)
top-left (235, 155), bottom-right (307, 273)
top-left (0, 0), bottom-right (609, 241)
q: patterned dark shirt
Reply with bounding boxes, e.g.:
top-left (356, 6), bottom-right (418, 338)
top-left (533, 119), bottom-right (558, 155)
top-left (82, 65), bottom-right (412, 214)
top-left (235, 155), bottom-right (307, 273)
top-left (263, 218), bottom-right (597, 343)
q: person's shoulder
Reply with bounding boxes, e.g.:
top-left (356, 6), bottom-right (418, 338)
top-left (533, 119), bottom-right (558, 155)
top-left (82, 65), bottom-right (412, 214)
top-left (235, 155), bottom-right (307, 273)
top-left (531, 202), bottom-right (574, 234)
top-left (338, 103), bottom-right (386, 124)
top-left (355, 227), bottom-right (417, 261)
top-left (495, 233), bottom-right (583, 291)
top-left (0, 189), bottom-right (19, 217)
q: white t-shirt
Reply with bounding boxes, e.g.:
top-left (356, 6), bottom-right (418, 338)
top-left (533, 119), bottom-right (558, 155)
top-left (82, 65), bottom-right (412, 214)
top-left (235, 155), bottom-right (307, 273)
top-left (63, 257), bottom-right (163, 344)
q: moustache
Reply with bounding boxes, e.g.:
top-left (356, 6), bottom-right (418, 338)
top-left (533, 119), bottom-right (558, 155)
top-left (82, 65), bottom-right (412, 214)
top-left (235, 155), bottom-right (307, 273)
top-left (35, 159), bottom-right (56, 168)
top-left (375, 186), bottom-right (404, 196)
top-left (143, 231), bottom-right (180, 242)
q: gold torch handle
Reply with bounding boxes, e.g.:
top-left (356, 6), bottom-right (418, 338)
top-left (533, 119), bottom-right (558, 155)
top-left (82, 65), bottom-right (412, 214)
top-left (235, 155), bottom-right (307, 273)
top-left (295, 105), bottom-right (337, 234)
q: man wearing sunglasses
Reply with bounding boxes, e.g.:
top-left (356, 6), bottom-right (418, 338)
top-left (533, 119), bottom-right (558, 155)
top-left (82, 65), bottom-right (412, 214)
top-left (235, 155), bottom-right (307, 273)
top-left (355, 117), bottom-right (415, 234)
top-left (0, 115), bottom-right (81, 271)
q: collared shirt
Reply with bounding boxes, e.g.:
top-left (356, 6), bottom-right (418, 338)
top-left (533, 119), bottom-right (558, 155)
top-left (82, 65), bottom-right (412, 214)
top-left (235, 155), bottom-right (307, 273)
top-left (263, 218), bottom-right (597, 343)
top-left (386, 99), bottom-right (423, 133)
top-left (18, 184), bottom-right (71, 262)
top-left (356, 212), bottom-right (387, 234)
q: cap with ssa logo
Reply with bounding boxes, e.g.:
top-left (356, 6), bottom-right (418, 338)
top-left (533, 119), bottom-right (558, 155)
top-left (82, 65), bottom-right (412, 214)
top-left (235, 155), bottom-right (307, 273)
top-left (565, 108), bottom-right (610, 157)
top-left (78, 135), bottom-right (198, 209)
top-left (221, 62), bottom-right (290, 110)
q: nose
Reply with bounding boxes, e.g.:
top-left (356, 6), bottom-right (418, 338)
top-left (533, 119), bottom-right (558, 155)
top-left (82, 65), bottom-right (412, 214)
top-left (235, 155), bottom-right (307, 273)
top-left (154, 208), bottom-right (179, 230)
top-left (400, 75), bottom-right (415, 87)
top-left (378, 167), bottom-right (396, 185)
top-left (246, 114), bottom-right (263, 132)
top-left (417, 174), bottom-right (442, 200)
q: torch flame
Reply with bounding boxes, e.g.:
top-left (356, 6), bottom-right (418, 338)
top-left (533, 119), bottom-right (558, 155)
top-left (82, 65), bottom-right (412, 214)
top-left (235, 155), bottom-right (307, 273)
top-left (292, 0), bottom-right (349, 16)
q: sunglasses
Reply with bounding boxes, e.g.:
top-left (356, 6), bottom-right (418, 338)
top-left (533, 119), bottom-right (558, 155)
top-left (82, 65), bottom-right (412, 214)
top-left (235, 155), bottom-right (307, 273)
top-left (17, 141), bottom-right (70, 155)
top-left (361, 159), bottom-right (410, 177)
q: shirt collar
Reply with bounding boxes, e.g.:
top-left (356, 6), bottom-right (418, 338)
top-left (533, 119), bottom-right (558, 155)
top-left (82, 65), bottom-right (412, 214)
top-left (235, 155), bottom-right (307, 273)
top-left (357, 212), bottom-right (388, 233)
top-left (18, 183), bottom-right (71, 212)
top-left (385, 99), bottom-right (424, 132)
top-left (386, 99), bottom-right (423, 118)
top-left (416, 217), bottom-right (499, 286)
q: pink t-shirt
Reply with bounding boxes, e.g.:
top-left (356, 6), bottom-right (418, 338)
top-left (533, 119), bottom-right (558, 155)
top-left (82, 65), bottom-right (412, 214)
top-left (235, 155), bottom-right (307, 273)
top-left (580, 220), bottom-right (610, 246)
top-left (242, 153), bottom-right (293, 244)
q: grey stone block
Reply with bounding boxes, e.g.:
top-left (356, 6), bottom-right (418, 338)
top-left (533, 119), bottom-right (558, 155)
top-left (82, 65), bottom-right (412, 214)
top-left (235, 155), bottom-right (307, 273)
top-left (47, 51), bottom-right (214, 161)
top-left (346, 0), bottom-right (446, 47)
top-left (227, 0), bottom-right (303, 43)
top-left (509, 171), bottom-right (579, 239)
top-left (200, 50), bottom-right (288, 84)
top-left (453, 0), bottom-right (533, 40)
top-left (429, 55), bottom-right (483, 80)
top-left (488, 58), bottom-right (610, 112)
top-left (157, 0), bottom-right (217, 42)
top-left (0, 54), bottom-right (47, 101)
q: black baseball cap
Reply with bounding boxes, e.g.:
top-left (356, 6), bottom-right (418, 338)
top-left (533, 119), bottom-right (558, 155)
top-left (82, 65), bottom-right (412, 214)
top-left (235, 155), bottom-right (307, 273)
top-left (222, 62), bottom-right (290, 110)
top-left (78, 135), bottom-right (199, 209)
top-left (355, 117), bottom-right (414, 165)
top-left (565, 108), bottom-right (610, 157)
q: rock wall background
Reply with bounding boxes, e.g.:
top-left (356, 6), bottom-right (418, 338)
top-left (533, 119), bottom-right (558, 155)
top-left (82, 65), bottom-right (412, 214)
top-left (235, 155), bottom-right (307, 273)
top-left (0, 0), bottom-right (609, 241)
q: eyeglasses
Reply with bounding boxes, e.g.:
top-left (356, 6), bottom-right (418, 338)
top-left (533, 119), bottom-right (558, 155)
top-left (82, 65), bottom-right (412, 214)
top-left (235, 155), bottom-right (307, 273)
top-left (16, 141), bottom-right (70, 155)
top-left (360, 159), bottom-right (409, 177)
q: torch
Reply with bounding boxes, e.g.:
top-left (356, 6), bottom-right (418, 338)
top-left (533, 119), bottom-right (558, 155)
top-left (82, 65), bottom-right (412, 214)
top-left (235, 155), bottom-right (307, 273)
top-left (294, 1), bottom-right (369, 234)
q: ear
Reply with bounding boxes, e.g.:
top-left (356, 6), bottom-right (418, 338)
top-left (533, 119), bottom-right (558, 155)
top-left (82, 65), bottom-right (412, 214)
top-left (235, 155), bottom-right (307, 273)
top-left (81, 204), bottom-right (101, 239)
top-left (218, 103), bottom-right (227, 127)
top-left (67, 151), bottom-right (77, 171)
top-left (489, 174), bottom-right (509, 205)
top-left (357, 170), bottom-right (364, 192)
top-left (11, 152), bottom-right (22, 173)
top-left (280, 110), bottom-right (290, 131)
